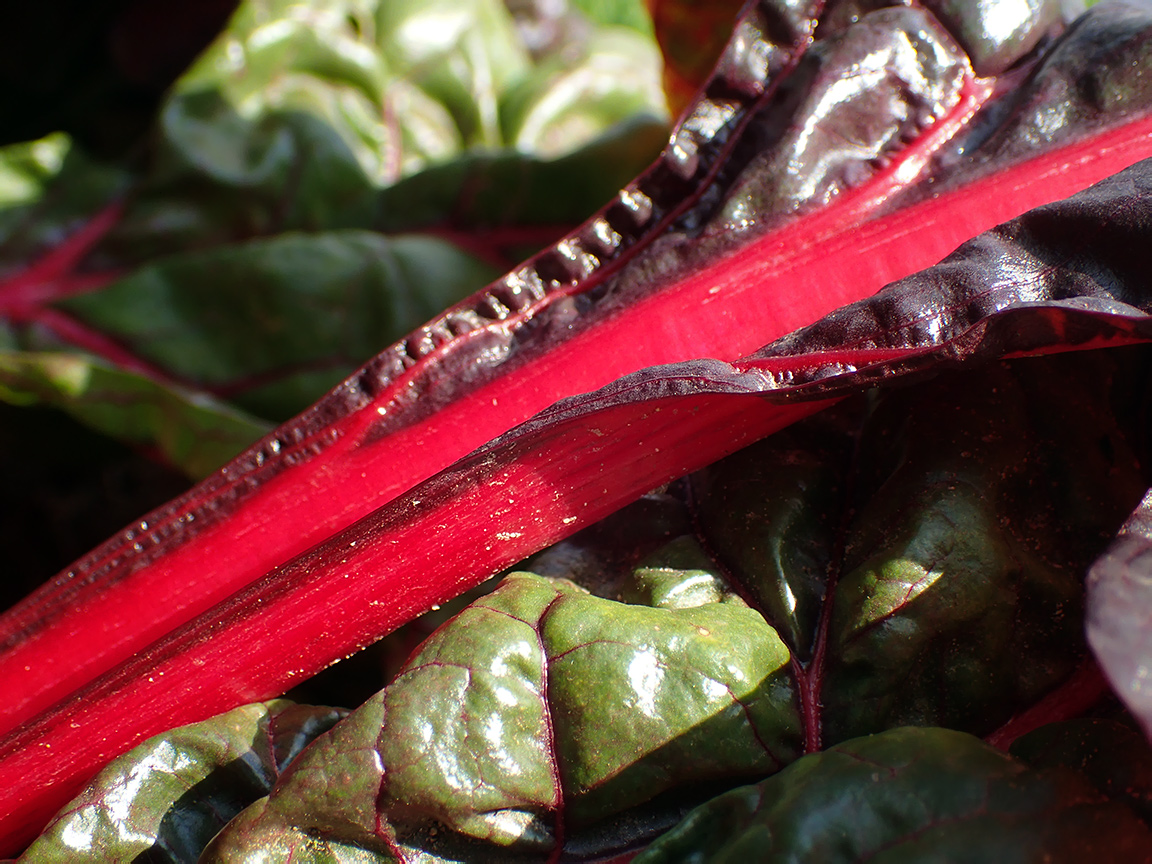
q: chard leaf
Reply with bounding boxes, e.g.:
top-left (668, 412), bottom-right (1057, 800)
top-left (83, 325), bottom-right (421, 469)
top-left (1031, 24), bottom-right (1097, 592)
top-left (16, 701), bottom-right (343, 863)
top-left (0, 0), bottom-right (665, 460)
top-left (498, 27), bottom-right (665, 158)
top-left (55, 232), bottom-right (496, 421)
top-left (0, 134), bottom-right (70, 210)
top-left (0, 350), bottom-right (268, 479)
top-left (369, 113), bottom-right (668, 237)
top-left (634, 727), bottom-right (1152, 864)
top-left (202, 567), bottom-right (798, 860)
top-left (178, 0), bottom-right (665, 177)
top-left (8, 2), bottom-right (1152, 856)
top-left (570, 0), bottom-right (654, 35)
top-left (9, 146), bottom-right (1152, 856)
top-left (820, 354), bottom-right (1146, 742)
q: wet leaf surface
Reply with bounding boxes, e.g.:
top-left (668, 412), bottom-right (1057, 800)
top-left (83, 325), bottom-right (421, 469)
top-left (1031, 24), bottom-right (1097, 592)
top-left (16, 701), bottom-right (344, 863)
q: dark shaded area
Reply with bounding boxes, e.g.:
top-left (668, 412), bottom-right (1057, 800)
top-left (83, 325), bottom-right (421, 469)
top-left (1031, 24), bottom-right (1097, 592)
top-left (0, 0), bottom-right (238, 155)
top-left (636, 727), bottom-right (1152, 863)
top-left (1012, 718), bottom-right (1152, 828)
top-left (130, 756), bottom-right (269, 864)
top-left (284, 642), bottom-right (393, 711)
top-left (0, 403), bottom-right (190, 612)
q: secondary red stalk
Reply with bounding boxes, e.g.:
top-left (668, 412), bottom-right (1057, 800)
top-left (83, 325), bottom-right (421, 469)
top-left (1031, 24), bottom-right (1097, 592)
top-left (2, 113), bottom-right (1149, 738)
top-left (0, 377), bottom-right (833, 853)
top-left (6, 140), bottom-right (1152, 852)
top-left (984, 658), bottom-right (1111, 751)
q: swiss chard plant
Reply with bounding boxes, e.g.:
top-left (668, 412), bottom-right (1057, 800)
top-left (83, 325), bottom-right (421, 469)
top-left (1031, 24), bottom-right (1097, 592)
top-left (5, 0), bottom-right (1152, 860)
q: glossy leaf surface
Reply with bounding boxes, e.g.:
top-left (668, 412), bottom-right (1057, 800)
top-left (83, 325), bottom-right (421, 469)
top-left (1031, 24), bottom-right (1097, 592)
top-left (635, 727), bottom-right (1152, 864)
top-left (7, 0), bottom-right (1152, 747)
top-left (16, 701), bottom-right (343, 863)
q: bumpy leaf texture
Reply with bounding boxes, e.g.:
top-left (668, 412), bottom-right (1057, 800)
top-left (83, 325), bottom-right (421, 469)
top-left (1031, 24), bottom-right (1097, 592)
top-left (0, 0), bottom-right (667, 735)
top-left (0, 0), bottom-right (667, 444)
top-left (190, 346), bottom-right (1151, 861)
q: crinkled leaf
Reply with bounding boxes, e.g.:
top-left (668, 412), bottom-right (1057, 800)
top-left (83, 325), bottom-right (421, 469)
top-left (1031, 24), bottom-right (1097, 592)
top-left (16, 700), bottom-right (343, 863)
top-left (376, 0), bottom-right (531, 149)
top-left (8, 140), bottom-right (1152, 855)
top-left (203, 568), bottom-right (798, 859)
top-left (175, 0), bottom-right (458, 187)
top-left (117, 94), bottom-right (382, 260)
top-left (168, 0), bottom-right (663, 181)
top-left (905, 0), bottom-right (1152, 197)
top-left (0, 0), bottom-right (668, 451)
top-left (0, 0), bottom-right (667, 277)
top-left (634, 727), bottom-right (1152, 864)
top-left (820, 353), bottom-right (1146, 742)
top-left (499, 27), bottom-right (666, 157)
top-left (0, 350), bottom-right (268, 479)
top-left (8, 2), bottom-right (1152, 856)
top-left (371, 114), bottom-right (668, 235)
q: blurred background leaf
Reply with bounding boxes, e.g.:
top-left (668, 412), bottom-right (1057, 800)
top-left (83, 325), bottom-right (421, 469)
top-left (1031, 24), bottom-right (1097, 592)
top-left (0, 0), bottom-right (671, 600)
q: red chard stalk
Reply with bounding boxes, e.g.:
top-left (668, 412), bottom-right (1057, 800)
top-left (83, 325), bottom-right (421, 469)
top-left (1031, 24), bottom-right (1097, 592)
top-left (4, 0), bottom-right (1152, 857)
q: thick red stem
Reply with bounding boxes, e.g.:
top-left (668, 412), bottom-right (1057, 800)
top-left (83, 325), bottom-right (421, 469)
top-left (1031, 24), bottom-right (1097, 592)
top-left (0, 383), bottom-right (830, 853)
top-left (0, 113), bottom-right (1148, 744)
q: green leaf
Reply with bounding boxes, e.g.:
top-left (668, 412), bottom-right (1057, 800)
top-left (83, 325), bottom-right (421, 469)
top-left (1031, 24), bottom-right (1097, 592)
top-left (57, 232), bottom-right (496, 421)
top-left (634, 727), bottom-right (1152, 864)
top-left (691, 412), bottom-right (854, 659)
top-left (0, 0), bottom-right (666, 516)
top-left (17, 701), bottom-right (343, 863)
top-left (175, 0), bottom-right (462, 188)
top-left (0, 134), bottom-right (70, 210)
top-left (821, 354), bottom-right (1147, 743)
top-left (119, 93), bottom-right (380, 261)
top-left (202, 568), bottom-right (798, 859)
top-left (198, 350), bottom-right (1151, 860)
top-left (499, 27), bottom-right (667, 157)
top-left (376, 0), bottom-right (531, 149)
top-left (570, 0), bottom-right (655, 35)
top-left (372, 113), bottom-right (668, 234)
top-left (0, 350), bottom-right (268, 479)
